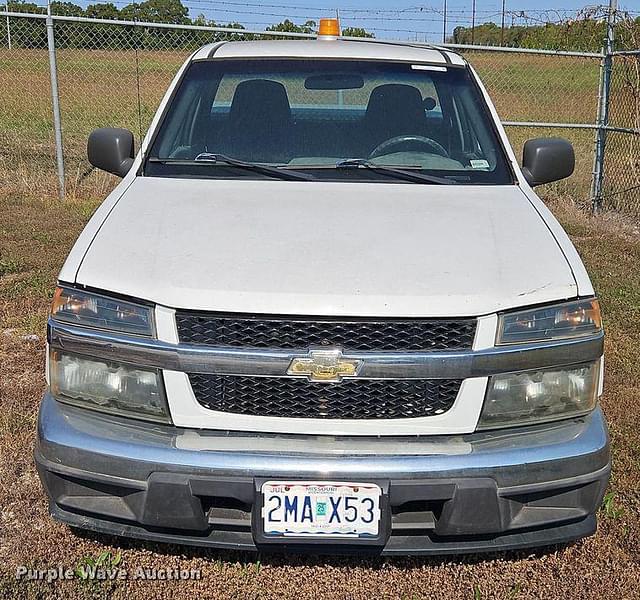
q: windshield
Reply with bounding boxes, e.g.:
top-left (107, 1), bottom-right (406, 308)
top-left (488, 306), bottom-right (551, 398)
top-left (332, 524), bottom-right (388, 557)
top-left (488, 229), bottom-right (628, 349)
top-left (146, 59), bottom-right (513, 184)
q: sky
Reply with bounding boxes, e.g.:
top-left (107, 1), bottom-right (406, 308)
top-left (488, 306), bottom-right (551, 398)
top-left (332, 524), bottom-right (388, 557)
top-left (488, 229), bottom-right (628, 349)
top-left (167, 0), bottom-right (635, 41)
top-left (32, 0), bottom-right (640, 42)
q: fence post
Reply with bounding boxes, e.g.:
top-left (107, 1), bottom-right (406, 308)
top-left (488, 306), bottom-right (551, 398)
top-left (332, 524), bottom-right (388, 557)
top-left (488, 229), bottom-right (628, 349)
top-left (590, 0), bottom-right (617, 212)
top-left (46, 2), bottom-right (65, 199)
top-left (4, 2), bottom-right (11, 49)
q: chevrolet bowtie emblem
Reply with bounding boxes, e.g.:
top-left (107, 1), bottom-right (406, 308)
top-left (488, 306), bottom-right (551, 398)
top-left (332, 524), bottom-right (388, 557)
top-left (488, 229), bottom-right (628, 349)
top-left (287, 349), bottom-right (363, 383)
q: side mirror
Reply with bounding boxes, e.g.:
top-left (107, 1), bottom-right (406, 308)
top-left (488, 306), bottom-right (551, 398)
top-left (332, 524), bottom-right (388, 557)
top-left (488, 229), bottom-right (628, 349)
top-left (88, 128), bottom-right (135, 177)
top-left (521, 137), bottom-right (575, 187)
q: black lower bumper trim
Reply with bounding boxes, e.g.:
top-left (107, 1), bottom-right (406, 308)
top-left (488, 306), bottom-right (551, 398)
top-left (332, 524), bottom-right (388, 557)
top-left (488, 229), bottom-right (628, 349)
top-left (50, 503), bottom-right (596, 556)
top-left (37, 451), bottom-right (608, 556)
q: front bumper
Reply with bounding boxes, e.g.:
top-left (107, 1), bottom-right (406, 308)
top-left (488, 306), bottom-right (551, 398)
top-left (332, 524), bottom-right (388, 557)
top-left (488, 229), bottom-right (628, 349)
top-left (36, 393), bottom-right (610, 555)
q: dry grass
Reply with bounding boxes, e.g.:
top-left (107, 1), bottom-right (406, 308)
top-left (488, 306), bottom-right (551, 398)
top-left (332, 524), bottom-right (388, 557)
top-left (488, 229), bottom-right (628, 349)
top-left (0, 184), bottom-right (639, 598)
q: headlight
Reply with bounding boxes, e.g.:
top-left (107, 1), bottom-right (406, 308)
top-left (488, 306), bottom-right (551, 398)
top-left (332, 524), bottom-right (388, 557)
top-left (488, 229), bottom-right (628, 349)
top-left (478, 361), bottom-right (600, 430)
top-left (49, 350), bottom-right (170, 423)
top-left (51, 286), bottom-right (154, 337)
top-left (497, 298), bottom-right (601, 345)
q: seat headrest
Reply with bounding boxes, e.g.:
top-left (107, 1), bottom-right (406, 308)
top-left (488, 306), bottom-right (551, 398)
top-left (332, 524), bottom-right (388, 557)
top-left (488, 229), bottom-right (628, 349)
top-left (365, 84), bottom-right (426, 131)
top-left (229, 79), bottom-right (292, 125)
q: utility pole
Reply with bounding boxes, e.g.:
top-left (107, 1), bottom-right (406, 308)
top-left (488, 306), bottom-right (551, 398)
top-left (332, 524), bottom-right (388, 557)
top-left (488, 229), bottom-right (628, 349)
top-left (442, 0), bottom-right (447, 43)
top-left (4, 1), bottom-right (11, 50)
top-left (471, 0), bottom-right (476, 44)
top-left (500, 0), bottom-right (506, 46)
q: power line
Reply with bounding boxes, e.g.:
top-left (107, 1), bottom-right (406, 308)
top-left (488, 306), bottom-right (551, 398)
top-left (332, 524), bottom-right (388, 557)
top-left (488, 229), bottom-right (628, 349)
top-left (183, 6), bottom-right (477, 24)
top-left (178, 0), bottom-right (619, 14)
top-left (23, 0), bottom-right (640, 17)
top-left (70, 0), bottom-right (640, 23)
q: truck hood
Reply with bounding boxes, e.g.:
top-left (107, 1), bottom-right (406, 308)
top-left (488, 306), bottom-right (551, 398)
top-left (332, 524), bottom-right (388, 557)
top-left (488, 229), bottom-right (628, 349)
top-left (74, 178), bottom-right (577, 317)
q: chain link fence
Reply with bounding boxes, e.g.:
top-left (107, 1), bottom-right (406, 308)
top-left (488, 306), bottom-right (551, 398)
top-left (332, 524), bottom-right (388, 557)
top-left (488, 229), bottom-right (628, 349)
top-left (453, 47), bottom-right (602, 202)
top-left (605, 49), bottom-right (640, 213)
top-left (1, 11), bottom-right (638, 214)
top-left (1, 16), bottom-right (56, 183)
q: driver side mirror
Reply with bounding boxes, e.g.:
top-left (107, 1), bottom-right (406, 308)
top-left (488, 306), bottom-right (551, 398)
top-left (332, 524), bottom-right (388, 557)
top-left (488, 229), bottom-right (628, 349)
top-left (521, 137), bottom-right (574, 187)
top-left (88, 127), bottom-right (135, 177)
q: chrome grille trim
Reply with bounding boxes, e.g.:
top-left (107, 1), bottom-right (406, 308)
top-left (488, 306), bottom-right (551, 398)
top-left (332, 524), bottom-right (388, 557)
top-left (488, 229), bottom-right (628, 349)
top-left (48, 319), bottom-right (605, 380)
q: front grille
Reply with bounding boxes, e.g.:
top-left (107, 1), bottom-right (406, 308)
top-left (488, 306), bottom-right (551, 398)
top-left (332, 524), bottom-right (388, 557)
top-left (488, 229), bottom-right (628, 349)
top-left (188, 375), bottom-right (462, 420)
top-left (175, 313), bottom-right (476, 351)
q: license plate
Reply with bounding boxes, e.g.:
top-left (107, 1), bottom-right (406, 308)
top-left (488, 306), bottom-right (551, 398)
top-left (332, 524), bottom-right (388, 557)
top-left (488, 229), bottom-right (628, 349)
top-left (261, 481), bottom-right (381, 538)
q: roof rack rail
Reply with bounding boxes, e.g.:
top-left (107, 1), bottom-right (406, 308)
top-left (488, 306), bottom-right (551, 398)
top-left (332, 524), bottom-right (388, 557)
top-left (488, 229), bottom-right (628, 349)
top-left (336, 36), bottom-right (463, 64)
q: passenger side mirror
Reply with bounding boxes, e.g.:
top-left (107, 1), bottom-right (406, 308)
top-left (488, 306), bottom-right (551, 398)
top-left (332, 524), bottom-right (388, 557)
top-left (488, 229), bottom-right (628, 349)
top-left (521, 137), bottom-right (575, 187)
top-left (88, 128), bottom-right (135, 177)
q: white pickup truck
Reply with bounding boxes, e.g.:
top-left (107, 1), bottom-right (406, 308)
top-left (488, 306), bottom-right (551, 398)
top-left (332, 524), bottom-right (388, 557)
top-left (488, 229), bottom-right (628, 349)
top-left (36, 26), bottom-right (609, 555)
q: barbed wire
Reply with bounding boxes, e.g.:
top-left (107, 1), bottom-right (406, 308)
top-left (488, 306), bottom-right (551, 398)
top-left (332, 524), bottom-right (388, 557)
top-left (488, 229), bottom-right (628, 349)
top-left (10, 0), bottom-right (640, 23)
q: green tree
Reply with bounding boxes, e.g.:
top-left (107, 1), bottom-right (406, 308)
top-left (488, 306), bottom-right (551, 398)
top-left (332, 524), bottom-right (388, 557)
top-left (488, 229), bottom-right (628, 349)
top-left (50, 1), bottom-right (84, 16)
top-left (85, 2), bottom-right (120, 20)
top-left (451, 18), bottom-right (612, 51)
top-left (120, 0), bottom-right (189, 25)
top-left (452, 22), bottom-right (503, 45)
top-left (119, 0), bottom-right (189, 49)
top-left (189, 15), bottom-right (252, 44)
top-left (341, 26), bottom-right (374, 38)
top-left (6, 0), bottom-right (45, 14)
top-left (266, 19), bottom-right (316, 34)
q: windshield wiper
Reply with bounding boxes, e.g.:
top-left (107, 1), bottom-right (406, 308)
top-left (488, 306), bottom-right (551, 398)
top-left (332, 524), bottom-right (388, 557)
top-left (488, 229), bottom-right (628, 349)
top-left (332, 158), bottom-right (453, 185)
top-left (148, 153), bottom-right (314, 182)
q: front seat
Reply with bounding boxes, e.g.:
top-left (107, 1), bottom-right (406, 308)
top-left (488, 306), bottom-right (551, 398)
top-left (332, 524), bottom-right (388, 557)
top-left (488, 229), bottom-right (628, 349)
top-left (218, 79), bottom-right (294, 163)
top-left (363, 84), bottom-right (427, 152)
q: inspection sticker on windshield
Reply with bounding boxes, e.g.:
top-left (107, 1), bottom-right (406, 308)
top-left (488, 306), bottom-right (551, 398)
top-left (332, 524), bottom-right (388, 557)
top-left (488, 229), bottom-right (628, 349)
top-left (470, 159), bottom-right (490, 170)
top-left (262, 481), bottom-right (381, 538)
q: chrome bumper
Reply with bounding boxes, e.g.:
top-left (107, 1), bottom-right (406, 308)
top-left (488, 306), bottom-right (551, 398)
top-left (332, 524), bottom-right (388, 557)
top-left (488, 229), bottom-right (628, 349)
top-left (36, 394), bottom-right (611, 555)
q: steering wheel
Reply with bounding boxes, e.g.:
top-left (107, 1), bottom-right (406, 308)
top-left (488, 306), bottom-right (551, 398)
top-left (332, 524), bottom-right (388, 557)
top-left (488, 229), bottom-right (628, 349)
top-left (368, 135), bottom-right (449, 159)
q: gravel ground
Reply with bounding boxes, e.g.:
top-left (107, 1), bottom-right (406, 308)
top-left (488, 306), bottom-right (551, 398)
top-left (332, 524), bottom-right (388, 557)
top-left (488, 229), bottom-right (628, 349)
top-left (0, 192), bottom-right (638, 599)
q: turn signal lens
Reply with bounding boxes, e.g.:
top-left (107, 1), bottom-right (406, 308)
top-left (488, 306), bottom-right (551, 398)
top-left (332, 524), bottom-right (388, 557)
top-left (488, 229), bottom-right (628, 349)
top-left (318, 18), bottom-right (340, 38)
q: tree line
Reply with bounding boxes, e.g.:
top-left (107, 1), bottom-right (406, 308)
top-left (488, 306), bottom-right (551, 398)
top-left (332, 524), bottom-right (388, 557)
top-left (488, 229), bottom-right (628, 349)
top-left (2, 0), bottom-right (374, 49)
top-left (452, 17), bottom-right (640, 52)
top-left (3, 0), bottom-right (639, 52)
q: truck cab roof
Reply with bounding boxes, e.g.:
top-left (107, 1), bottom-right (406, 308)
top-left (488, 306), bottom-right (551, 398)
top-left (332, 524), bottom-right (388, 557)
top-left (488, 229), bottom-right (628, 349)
top-left (191, 39), bottom-right (467, 67)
